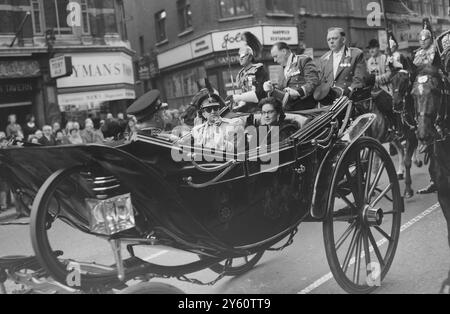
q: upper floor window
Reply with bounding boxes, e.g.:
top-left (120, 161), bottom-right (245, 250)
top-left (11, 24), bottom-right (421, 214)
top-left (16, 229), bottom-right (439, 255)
top-left (219, 0), bottom-right (251, 19)
top-left (43, 0), bottom-right (74, 35)
top-left (155, 10), bottom-right (167, 42)
top-left (265, 0), bottom-right (292, 14)
top-left (423, 0), bottom-right (432, 15)
top-left (0, 0), bottom-right (34, 36)
top-left (177, 0), bottom-right (192, 32)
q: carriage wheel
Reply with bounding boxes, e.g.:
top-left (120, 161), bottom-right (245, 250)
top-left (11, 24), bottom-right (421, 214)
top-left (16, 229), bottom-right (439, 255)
top-left (207, 251), bottom-right (264, 277)
top-left (30, 167), bottom-right (122, 290)
top-left (119, 282), bottom-right (185, 294)
top-left (323, 137), bottom-right (402, 294)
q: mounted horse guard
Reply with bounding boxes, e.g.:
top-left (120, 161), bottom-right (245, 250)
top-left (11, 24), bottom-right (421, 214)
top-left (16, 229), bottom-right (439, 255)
top-left (0, 78), bottom-right (405, 294)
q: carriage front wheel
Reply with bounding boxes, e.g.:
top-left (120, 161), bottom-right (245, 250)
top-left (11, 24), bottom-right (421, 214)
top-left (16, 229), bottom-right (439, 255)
top-left (323, 137), bottom-right (402, 294)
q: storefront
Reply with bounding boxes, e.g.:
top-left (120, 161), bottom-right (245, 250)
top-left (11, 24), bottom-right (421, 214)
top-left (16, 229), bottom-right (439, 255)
top-left (56, 50), bottom-right (136, 125)
top-left (0, 59), bottom-right (42, 133)
top-left (156, 25), bottom-right (300, 109)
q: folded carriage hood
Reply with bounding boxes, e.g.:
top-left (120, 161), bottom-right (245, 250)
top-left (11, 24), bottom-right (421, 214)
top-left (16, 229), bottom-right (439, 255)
top-left (0, 144), bottom-right (237, 254)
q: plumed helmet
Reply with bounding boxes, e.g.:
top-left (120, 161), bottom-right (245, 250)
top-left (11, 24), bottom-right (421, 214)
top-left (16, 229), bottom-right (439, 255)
top-left (241, 31), bottom-right (262, 60)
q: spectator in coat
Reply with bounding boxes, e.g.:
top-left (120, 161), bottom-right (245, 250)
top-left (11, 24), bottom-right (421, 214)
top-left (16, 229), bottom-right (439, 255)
top-left (38, 125), bottom-right (56, 146)
top-left (22, 114), bottom-right (38, 142)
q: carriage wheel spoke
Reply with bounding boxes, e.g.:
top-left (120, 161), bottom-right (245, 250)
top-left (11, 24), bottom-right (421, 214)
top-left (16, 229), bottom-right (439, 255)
top-left (368, 163), bottom-right (385, 203)
top-left (353, 231), bottom-right (363, 284)
top-left (371, 184), bottom-right (393, 208)
top-left (374, 188), bottom-right (393, 202)
top-left (336, 221), bottom-right (357, 251)
top-left (355, 152), bottom-right (364, 206)
top-left (364, 150), bottom-right (375, 201)
top-left (342, 226), bottom-right (360, 274)
top-left (368, 228), bottom-right (385, 267)
top-left (374, 226), bottom-right (392, 243)
top-left (362, 228), bottom-right (372, 279)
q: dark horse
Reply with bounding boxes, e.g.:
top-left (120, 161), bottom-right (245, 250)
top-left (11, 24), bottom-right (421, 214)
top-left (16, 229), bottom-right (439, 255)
top-left (391, 70), bottom-right (421, 198)
top-left (355, 82), bottom-right (415, 187)
top-left (411, 63), bottom-right (450, 248)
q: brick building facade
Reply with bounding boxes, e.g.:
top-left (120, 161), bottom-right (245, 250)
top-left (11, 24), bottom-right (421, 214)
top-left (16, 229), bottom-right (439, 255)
top-left (125, 0), bottom-right (450, 109)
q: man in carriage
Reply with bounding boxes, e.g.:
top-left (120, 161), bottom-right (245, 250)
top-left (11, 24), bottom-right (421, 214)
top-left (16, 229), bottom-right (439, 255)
top-left (263, 42), bottom-right (320, 111)
top-left (314, 27), bottom-right (369, 107)
top-left (230, 32), bottom-right (269, 113)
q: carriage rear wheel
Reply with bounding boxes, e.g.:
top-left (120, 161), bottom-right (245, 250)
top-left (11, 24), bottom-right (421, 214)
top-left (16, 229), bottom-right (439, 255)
top-left (323, 137), bottom-right (402, 294)
top-left (207, 251), bottom-right (264, 277)
top-left (30, 167), bottom-right (124, 290)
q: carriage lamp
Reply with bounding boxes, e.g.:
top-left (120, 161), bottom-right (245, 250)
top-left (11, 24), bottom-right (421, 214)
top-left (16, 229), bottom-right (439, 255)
top-left (86, 194), bottom-right (135, 236)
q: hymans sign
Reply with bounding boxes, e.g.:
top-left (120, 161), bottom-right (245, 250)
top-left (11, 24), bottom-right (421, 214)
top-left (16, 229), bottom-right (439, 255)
top-left (57, 52), bottom-right (134, 88)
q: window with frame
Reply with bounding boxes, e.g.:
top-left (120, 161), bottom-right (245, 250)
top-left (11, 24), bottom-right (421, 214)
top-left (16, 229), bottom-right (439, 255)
top-left (407, 0), bottom-right (422, 14)
top-left (265, 0), bottom-right (292, 14)
top-left (423, 0), bottom-right (432, 15)
top-left (88, 0), bottom-right (118, 38)
top-left (177, 0), bottom-right (192, 32)
top-left (219, 0), bottom-right (251, 19)
top-left (43, 0), bottom-right (74, 35)
top-left (155, 10), bottom-right (167, 42)
top-left (0, 0), bottom-right (34, 35)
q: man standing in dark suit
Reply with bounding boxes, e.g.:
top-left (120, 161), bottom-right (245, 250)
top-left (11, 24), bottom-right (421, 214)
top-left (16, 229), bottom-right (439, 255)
top-left (263, 42), bottom-right (319, 111)
top-left (314, 27), bottom-right (368, 105)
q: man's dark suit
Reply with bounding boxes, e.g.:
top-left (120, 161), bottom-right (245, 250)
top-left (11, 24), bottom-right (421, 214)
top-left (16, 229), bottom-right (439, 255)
top-left (271, 54), bottom-right (320, 111)
top-left (315, 46), bottom-right (368, 103)
top-left (38, 135), bottom-right (56, 146)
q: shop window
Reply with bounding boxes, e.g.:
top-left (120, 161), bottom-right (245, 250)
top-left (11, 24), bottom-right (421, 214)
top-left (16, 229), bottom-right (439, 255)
top-left (155, 10), bottom-right (167, 42)
top-left (219, 0), bottom-right (251, 19)
top-left (265, 0), bottom-right (292, 14)
top-left (177, 0), bottom-right (192, 32)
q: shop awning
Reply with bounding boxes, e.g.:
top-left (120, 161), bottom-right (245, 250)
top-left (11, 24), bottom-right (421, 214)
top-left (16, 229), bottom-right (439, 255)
top-left (57, 88), bottom-right (136, 107)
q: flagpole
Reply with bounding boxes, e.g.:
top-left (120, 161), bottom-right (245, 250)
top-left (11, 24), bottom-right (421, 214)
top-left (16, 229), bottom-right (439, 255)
top-left (379, 0), bottom-right (392, 56)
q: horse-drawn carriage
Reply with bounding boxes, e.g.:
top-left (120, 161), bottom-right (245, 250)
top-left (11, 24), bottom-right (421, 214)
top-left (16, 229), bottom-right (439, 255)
top-left (0, 91), bottom-right (404, 294)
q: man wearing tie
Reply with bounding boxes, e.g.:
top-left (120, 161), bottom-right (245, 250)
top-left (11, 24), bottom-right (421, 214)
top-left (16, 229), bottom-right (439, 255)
top-left (314, 27), bottom-right (368, 106)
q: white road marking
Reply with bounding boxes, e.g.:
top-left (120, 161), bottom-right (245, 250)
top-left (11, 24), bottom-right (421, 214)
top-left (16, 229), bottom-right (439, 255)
top-left (298, 203), bottom-right (441, 294)
top-left (143, 250), bottom-right (169, 262)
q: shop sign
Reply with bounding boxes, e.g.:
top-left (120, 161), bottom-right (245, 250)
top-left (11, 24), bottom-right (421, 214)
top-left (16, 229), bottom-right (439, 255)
top-left (0, 60), bottom-right (40, 79)
top-left (158, 43), bottom-right (192, 69)
top-left (57, 52), bottom-right (135, 88)
top-left (58, 88), bottom-right (136, 106)
top-left (263, 26), bottom-right (298, 46)
top-left (0, 82), bottom-right (34, 95)
top-left (212, 27), bottom-right (263, 52)
top-left (191, 34), bottom-right (214, 58)
top-left (50, 56), bottom-right (73, 79)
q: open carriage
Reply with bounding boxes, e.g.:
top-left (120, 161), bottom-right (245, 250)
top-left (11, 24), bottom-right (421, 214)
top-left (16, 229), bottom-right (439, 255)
top-left (0, 94), bottom-right (404, 294)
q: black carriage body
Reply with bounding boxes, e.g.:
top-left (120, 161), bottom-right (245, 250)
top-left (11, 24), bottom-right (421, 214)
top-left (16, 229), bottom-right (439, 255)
top-left (0, 98), bottom-right (366, 257)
